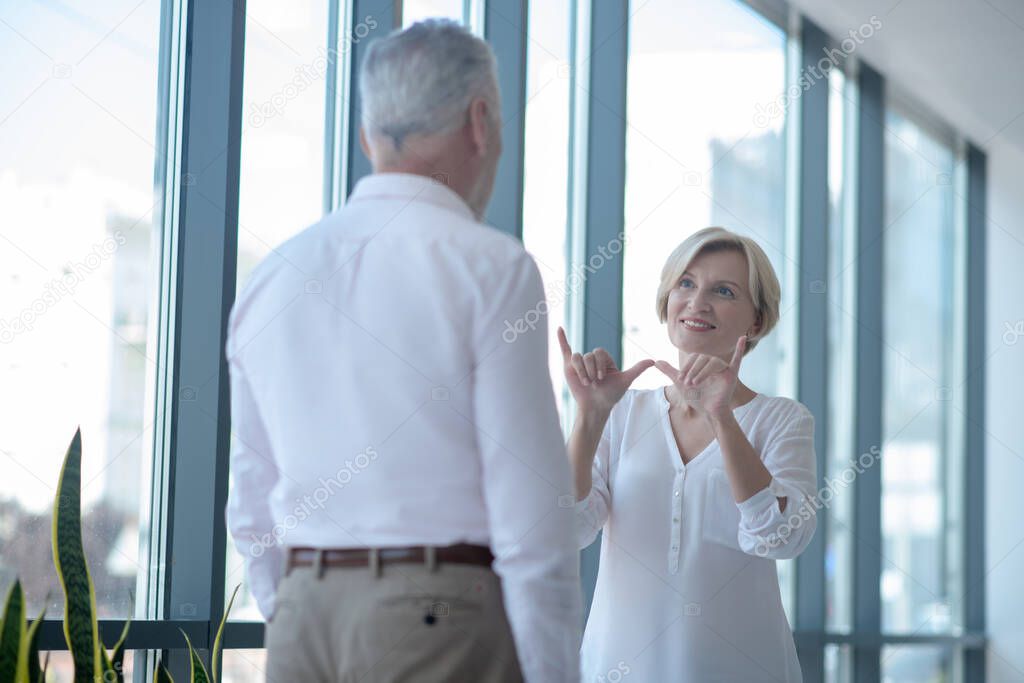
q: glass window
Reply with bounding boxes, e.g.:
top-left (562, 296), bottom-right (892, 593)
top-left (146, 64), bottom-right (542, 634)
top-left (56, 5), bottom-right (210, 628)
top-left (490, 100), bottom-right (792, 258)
top-left (42, 650), bottom-right (138, 682)
top-left (881, 104), bottom-right (962, 635)
top-left (237, 0), bottom-right (330, 288)
top-left (221, 649), bottom-right (269, 683)
top-left (824, 643), bottom-right (853, 683)
top-left (0, 0), bottom-right (164, 618)
top-left (881, 644), bottom-right (955, 682)
top-left (622, 0), bottom-right (793, 400)
top-left (229, 0), bottom-right (331, 620)
top-left (402, 0), bottom-right (465, 26)
top-left (520, 0), bottom-right (573, 425)
top-left (825, 66), bottom-right (856, 633)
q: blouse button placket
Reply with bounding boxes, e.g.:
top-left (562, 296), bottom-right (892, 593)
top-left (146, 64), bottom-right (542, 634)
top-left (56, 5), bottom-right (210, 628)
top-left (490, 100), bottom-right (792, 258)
top-left (668, 465), bottom-right (685, 573)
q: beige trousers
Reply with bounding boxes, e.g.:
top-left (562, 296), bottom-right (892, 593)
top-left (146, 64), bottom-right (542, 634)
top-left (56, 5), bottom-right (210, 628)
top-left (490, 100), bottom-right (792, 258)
top-left (265, 557), bottom-right (524, 683)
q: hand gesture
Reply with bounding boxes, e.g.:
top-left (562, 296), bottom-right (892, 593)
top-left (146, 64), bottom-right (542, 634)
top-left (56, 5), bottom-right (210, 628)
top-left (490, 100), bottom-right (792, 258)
top-left (557, 326), bottom-right (654, 419)
top-left (654, 335), bottom-right (746, 418)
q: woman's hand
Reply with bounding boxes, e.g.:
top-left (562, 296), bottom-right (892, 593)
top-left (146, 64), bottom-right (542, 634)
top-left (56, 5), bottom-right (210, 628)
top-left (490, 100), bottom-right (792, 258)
top-left (655, 335), bottom-right (746, 419)
top-left (558, 326), bottom-right (654, 419)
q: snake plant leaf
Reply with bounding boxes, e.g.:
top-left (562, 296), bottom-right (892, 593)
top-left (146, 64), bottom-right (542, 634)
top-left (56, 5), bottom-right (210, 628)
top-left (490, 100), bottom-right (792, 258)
top-left (100, 647), bottom-right (115, 681)
top-left (211, 584), bottom-right (240, 681)
top-left (0, 580), bottom-right (26, 682)
top-left (109, 612), bottom-right (132, 683)
top-left (37, 652), bottom-right (50, 683)
top-left (153, 659), bottom-right (174, 683)
top-left (52, 428), bottom-right (102, 682)
top-left (180, 629), bottom-right (210, 683)
top-left (21, 604), bottom-right (47, 683)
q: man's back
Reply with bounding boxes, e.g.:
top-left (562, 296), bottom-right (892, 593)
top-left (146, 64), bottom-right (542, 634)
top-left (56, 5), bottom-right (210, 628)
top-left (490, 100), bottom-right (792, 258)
top-left (227, 172), bottom-right (581, 682)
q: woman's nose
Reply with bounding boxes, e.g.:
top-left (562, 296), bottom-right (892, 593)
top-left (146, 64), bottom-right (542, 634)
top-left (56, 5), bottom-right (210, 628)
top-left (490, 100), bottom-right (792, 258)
top-left (686, 290), bottom-right (712, 311)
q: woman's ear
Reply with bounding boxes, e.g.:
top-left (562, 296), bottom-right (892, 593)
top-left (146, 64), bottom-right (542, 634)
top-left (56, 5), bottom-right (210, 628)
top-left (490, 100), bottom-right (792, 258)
top-left (748, 313), bottom-right (763, 339)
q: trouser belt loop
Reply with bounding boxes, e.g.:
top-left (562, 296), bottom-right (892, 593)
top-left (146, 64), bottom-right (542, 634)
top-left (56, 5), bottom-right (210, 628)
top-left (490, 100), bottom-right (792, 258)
top-left (425, 545), bottom-right (437, 573)
top-left (369, 548), bottom-right (381, 578)
top-left (314, 548), bottom-right (325, 579)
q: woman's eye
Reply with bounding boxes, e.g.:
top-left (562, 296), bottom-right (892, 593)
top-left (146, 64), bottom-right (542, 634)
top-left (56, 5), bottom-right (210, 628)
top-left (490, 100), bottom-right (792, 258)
top-left (679, 278), bottom-right (693, 288)
top-left (716, 286), bottom-right (735, 297)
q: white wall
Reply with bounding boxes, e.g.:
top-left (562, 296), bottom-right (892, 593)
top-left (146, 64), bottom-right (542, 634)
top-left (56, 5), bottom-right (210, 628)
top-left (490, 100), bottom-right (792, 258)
top-left (984, 140), bottom-right (1024, 679)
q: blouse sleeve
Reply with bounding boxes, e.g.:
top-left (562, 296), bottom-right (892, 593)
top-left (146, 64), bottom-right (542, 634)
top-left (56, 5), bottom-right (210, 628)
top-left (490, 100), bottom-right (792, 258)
top-left (736, 401), bottom-right (817, 560)
top-left (573, 398), bottom-right (623, 550)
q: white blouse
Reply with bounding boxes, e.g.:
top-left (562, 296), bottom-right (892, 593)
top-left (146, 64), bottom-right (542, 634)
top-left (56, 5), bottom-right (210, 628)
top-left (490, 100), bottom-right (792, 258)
top-left (575, 388), bottom-right (817, 682)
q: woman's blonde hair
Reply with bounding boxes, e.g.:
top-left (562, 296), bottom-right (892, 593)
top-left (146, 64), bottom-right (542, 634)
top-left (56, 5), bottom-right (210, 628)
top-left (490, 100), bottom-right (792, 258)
top-left (655, 227), bottom-right (781, 353)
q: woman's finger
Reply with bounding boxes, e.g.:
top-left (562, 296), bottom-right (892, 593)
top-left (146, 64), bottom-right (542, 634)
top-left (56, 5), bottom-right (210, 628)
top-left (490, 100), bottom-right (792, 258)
top-left (571, 352), bottom-right (590, 386)
top-left (691, 358), bottom-right (726, 386)
top-left (729, 334), bottom-right (747, 371)
top-left (622, 359), bottom-right (655, 384)
top-left (684, 355), bottom-right (710, 385)
top-left (593, 348), bottom-right (614, 380)
top-left (654, 360), bottom-right (681, 382)
top-left (557, 326), bottom-right (573, 363)
top-left (583, 352), bottom-right (599, 382)
top-left (678, 353), bottom-right (700, 383)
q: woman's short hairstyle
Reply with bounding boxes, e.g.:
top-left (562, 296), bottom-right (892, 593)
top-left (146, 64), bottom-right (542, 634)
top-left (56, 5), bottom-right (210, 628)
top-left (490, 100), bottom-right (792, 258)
top-left (655, 227), bottom-right (781, 354)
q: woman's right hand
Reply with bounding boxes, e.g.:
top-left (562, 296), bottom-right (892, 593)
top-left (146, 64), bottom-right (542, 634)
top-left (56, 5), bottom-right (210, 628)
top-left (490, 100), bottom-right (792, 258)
top-left (557, 326), bottom-right (654, 419)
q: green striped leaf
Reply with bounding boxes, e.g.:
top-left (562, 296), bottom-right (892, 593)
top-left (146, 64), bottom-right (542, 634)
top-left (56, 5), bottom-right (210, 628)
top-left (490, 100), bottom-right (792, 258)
top-left (37, 652), bottom-right (50, 683)
top-left (0, 580), bottom-right (26, 682)
top-left (52, 428), bottom-right (102, 682)
top-left (180, 630), bottom-right (210, 683)
top-left (153, 659), bottom-right (174, 683)
top-left (21, 604), bottom-right (47, 683)
top-left (109, 612), bottom-right (131, 683)
top-left (211, 584), bottom-right (239, 682)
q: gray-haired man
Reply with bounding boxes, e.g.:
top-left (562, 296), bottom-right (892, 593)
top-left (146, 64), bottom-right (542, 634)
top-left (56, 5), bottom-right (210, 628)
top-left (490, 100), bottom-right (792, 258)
top-left (226, 20), bottom-right (582, 682)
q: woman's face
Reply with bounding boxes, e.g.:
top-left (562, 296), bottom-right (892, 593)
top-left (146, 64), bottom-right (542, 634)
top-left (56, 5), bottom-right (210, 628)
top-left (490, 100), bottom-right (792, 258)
top-left (665, 249), bottom-right (760, 359)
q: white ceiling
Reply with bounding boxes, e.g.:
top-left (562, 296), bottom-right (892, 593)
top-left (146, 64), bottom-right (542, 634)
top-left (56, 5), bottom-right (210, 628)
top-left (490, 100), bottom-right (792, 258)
top-left (788, 0), bottom-right (1024, 155)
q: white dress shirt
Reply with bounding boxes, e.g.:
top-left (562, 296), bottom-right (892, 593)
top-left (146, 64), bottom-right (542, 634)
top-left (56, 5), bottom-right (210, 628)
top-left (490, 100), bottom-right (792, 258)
top-left (225, 173), bottom-right (582, 682)
top-left (575, 388), bottom-right (816, 682)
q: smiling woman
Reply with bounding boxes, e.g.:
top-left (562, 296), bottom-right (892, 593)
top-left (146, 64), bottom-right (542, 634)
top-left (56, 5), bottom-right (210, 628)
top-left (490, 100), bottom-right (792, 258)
top-left (562, 225), bottom-right (816, 681)
top-left (656, 226), bottom-right (781, 358)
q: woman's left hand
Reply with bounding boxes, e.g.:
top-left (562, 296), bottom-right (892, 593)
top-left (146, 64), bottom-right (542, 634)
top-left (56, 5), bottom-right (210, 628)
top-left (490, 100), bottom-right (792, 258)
top-left (655, 335), bottom-right (747, 419)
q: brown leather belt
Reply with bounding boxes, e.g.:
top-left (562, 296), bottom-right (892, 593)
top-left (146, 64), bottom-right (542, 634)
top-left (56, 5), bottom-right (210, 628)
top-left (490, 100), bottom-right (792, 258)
top-left (286, 543), bottom-right (494, 574)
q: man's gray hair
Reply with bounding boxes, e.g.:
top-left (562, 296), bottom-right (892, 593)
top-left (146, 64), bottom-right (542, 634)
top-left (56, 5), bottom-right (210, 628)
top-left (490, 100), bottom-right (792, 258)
top-left (359, 19), bottom-right (500, 148)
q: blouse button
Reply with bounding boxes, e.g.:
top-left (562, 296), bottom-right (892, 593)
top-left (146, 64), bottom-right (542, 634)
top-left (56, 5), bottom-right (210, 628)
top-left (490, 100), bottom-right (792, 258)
top-left (674, 490), bottom-right (679, 496)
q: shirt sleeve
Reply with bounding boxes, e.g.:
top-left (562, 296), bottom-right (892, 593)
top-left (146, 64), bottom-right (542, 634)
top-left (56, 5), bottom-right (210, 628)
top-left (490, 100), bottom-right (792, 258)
top-left (224, 325), bottom-right (285, 621)
top-left (471, 249), bottom-right (582, 683)
top-left (574, 410), bottom-right (615, 550)
top-left (736, 402), bottom-right (817, 560)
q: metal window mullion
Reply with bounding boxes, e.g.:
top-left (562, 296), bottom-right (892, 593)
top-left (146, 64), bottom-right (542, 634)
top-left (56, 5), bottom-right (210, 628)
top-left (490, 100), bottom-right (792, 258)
top-left (575, 0), bottom-right (628, 621)
top-left (793, 16), bottom-right (830, 683)
top-left (483, 0), bottom-right (528, 238)
top-left (851, 62), bottom-right (884, 683)
top-left (963, 143), bottom-right (987, 682)
top-left (322, 0), bottom-right (343, 214)
top-left (163, 0), bottom-right (247, 678)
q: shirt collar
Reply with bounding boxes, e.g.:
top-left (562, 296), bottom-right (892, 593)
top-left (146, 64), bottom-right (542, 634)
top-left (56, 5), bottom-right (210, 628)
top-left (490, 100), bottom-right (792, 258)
top-left (348, 172), bottom-right (477, 222)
